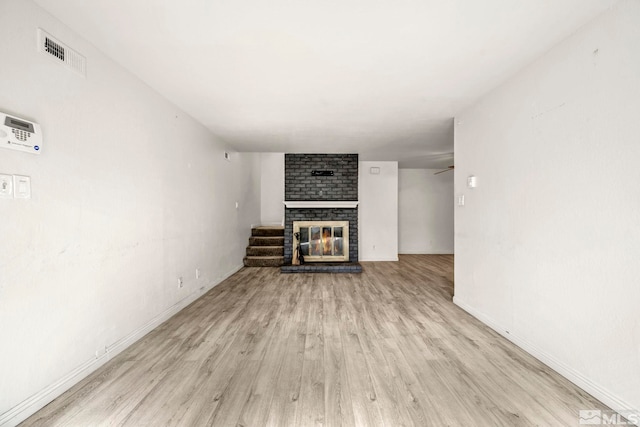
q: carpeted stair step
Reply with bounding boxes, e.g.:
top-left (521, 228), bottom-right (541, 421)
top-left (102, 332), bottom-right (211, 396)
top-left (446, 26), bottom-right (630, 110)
top-left (249, 236), bottom-right (284, 246)
top-left (251, 226), bottom-right (284, 237)
top-left (246, 246), bottom-right (284, 256)
top-left (243, 226), bottom-right (285, 267)
top-left (243, 256), bottom-right (285, 267)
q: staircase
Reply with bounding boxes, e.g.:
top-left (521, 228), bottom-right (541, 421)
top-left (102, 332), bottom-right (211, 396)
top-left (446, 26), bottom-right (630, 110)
top-left (243, 226), bottom-right (285, 267)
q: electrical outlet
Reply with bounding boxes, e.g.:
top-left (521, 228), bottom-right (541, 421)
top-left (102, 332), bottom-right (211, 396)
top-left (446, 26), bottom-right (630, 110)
top-left (178, 277), bottom-right (183, 288)
top-left (195, 268), bottom-right (200, 279)
top-left (0, 174), bottom-right (13, 199)
top-left (95, 345), bottom-right (107, 359)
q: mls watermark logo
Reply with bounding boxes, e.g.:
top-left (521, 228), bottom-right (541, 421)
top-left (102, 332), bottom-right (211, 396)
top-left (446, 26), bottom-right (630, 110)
top-left (580, 410), bottom-right (602, 425)
top-left (579, 409), bottom-right (639, 425)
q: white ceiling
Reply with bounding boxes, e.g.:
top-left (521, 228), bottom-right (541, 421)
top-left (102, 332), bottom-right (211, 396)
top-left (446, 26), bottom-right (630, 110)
top-left (35, 0), bottom-right (616, 168)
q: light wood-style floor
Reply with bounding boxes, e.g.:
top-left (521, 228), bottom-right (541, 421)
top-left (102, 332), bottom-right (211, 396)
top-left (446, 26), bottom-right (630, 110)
top-left (22, 255), bottom-right (608, 426)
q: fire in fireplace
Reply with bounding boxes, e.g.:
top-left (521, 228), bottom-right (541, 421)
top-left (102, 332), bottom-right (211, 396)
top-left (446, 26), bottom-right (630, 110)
top-left (293, 221), bottom-right (349, 262)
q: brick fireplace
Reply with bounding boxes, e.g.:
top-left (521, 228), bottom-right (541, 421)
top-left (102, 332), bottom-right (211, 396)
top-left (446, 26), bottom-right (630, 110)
top-left (282, 154), bottom-right (361, 273)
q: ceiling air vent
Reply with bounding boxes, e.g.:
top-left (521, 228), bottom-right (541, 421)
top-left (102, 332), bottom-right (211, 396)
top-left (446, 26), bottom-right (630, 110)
top-left (37, 28), bottom-right (86, 77)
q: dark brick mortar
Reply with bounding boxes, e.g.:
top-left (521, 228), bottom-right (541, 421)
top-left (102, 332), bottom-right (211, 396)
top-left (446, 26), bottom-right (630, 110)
top-left (284, 153), bottom-right (359, 264)
top-left (285, 154), bottom-right (358, 201)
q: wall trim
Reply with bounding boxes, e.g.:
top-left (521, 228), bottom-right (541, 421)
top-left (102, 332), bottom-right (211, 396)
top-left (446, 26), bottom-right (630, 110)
top-left (284, 200), bottom-right (359, 208)
top-left (453, 296), bottom-right (640, 426)
top-left (359, 256), bottom-right (399, 262)
top-left (399, 250), bottom-right (454, 255)
top-left (0, 263), bottom-right (244, 427)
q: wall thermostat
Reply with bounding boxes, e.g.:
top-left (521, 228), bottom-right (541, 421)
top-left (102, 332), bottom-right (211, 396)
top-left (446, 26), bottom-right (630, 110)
top-left (0, 111), bottom-right (42, 154)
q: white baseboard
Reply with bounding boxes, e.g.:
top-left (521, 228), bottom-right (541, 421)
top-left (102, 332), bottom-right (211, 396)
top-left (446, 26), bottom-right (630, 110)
top-left (0, 264), bottom-right (244, 427)
top-left (453, 296), bottom-right (640, 426)
top-left (399, 250), bottom-right (454, 255)
top-left (359, 257), bottom-right (399, 262)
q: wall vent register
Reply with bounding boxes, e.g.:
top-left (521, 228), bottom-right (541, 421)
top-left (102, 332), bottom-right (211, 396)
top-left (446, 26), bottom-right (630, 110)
top-left (37, 28), bottom-right (86, 77)
top-left (44, 37), bottom-right (65, 61)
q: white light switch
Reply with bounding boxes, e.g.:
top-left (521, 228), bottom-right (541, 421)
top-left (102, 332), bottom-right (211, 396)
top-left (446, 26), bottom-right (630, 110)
top-left (0, 174), bottom-right (13, 199)
top-left (13, 175), bottom-right (31, 199)
top-left (457, 194), bottom-right (465, 206)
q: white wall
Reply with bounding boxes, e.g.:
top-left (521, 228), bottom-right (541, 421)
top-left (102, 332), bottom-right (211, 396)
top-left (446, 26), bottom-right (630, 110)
top-left (260, 152), bottom-right (284, 226)
top-left (0, 1), bottom-right (261, 425)
top-left (454, 0), bottom-right (640, 420)
top-left (359, 161), bottom-right (398, 261)
top-left (398, 169), bottom-right (454, 254)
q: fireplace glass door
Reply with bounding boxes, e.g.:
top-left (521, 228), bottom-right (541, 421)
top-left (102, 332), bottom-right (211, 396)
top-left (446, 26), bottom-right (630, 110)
top-left (293, 221), bottom-right (349, 262)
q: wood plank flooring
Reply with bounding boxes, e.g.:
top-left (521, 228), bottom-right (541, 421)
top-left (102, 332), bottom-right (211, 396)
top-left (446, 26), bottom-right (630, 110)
top-left (21, 255), bottom-right (609, 426)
